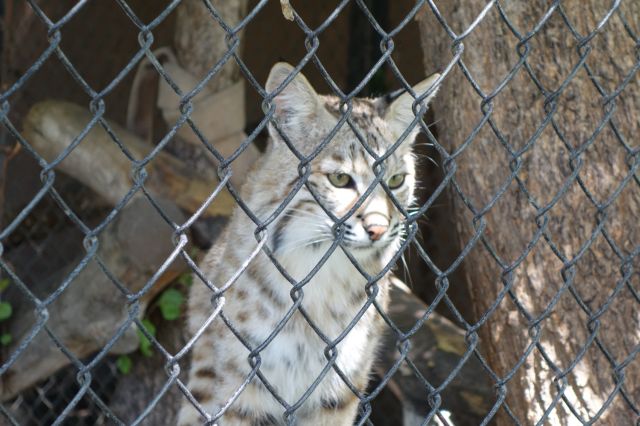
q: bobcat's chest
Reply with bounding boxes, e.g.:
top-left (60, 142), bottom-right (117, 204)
top-left (252, 247), bottom-right (387, 407)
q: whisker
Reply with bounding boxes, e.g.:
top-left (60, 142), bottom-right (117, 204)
top-left (413, 142), bottom-right (434, 148)
top-left (278, 236), bottom-right (335, 253)
top-left (277, 212), bottom-right (332, 229)
top-left (281, 208), bottom-right (329, 221)
top-left (400, 254), bottom-right (414, 289)
top-left (275, 231), bottom-right (334, 250)
top-left (426, 118), bottom-right (443, 129)
top-left (413, 154), bottom-right (439, 167)
top-left (281, 220), bottom-right (329, 231)
top-left (282, 228), bottom-right (332, 244)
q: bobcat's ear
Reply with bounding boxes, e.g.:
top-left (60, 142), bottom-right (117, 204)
top-left (384, 73), bottom-right (440, 142)
top-left (265, 63), bottom-right (321, 138)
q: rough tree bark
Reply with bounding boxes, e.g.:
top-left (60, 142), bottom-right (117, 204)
top-left (418, 2), bottom-right (640, 424)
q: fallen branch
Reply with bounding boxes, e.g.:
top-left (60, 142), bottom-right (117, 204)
top-left (22, 100), bottom-right (235, 218)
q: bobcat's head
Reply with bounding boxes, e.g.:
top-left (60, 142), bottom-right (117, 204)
top-left (258, 63), bottom-right (440, 263)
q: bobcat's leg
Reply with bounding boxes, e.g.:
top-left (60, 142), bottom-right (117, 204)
top-left (176, 325), bottom-right (230, 426)
top-left (296, 395), bottom-right (360, 426)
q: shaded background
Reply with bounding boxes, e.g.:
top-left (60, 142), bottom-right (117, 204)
top-left (0, 1), bottom-right (479, 424)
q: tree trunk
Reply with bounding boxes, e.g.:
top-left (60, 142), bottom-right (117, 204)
top-left (417, 2), bottom-right (640, 424)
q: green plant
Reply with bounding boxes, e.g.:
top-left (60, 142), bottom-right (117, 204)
top-left (177, 272), bottom-right (193, 287)
top-left (116, 275), bottom-right (189, 374)
top-left (0, 333), bottom-right (12, 346)
top-left (0, 278), bottom-right (13, 345)
top-left (158, 288), bottom-right (185, 321)
top-left (116, 354), bottom-right (132, 375)
top-left (0, 302), bottom-right (12, 321)
top-left (137, 318), bottom-right (156, 357)
top-left (0, 278), bottom-right (10, 292)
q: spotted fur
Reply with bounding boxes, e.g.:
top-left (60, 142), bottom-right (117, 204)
top-left (177, 63), bottom-right (439, 425)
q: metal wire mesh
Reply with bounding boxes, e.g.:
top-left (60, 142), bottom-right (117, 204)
top-left (0, 0), bottom-right (638, 425)
top-left (5, 356), bottom-right (118, 426)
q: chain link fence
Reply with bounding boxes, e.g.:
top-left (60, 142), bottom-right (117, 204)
top-left (0, 0), bottom-right (639, 425)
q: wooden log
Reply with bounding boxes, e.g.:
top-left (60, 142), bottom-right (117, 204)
top-left (1, 198), bottom-right (186, 400)
top-left (22, 100), bottom-right (235, 218)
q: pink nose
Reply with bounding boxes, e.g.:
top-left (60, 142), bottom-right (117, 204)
top-left (366, 224), bottom-right (388, 241)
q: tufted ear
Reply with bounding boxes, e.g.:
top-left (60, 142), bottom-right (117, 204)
top-left (384, 73), bottom-right (440, 142)
top-left (265, 63), bottom-right (322, 142)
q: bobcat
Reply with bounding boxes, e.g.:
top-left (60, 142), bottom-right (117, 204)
top-left (177, 63), bottom-right (440, 425)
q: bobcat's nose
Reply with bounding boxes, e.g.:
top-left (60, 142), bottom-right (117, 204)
top-left (363, 212), bottom-right (389, 241)
top-left (366, 224), bottom-right (387, 241)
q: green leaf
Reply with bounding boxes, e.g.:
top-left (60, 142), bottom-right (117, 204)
top-left (0, 278), bottom-right (10, 292)
top-left (158, 288), bottom-right (185, 320)
top-left (0, 302), bottom-right (13, 321)
top-left (142, 318), bottom-right (156, 335)
top-left (177, 273), bottom-right (193, 287)
top-left (116, 355), bottom-right (132, 375)
top-left (137, 319), bottom-right (156, 357)
top-left (0, 333), bottom-right (12, 346)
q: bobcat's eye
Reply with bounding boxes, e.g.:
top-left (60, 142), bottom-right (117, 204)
top-left (388, 174), bottom-right (406, 189)
top-left (328, 173), bottom-right (354, 188)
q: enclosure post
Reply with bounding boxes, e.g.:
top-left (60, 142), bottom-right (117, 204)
top-left (174, 1), bottom-right (247, 93)
top-left (170, 0), bottom-right (256, 184)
